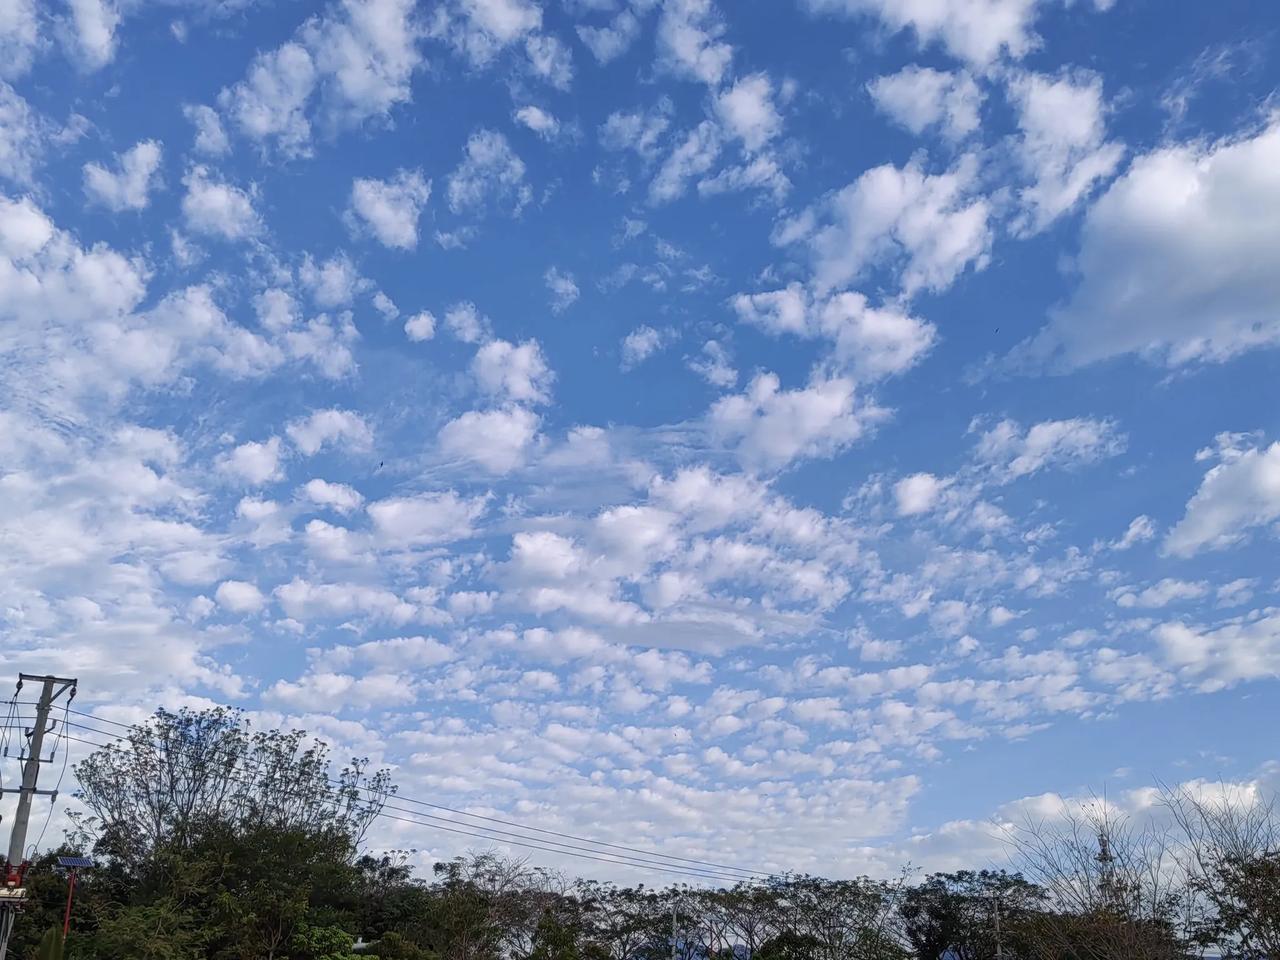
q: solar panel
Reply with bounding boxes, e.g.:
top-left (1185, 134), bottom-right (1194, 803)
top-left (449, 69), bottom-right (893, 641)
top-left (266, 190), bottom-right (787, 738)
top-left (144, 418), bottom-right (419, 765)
top-left (56, 856), bottom-right (92, 869)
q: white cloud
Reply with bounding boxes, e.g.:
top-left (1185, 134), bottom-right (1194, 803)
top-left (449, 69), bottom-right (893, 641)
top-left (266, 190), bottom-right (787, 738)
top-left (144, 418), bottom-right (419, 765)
top-left (1164, 438), bottom-right (1280, 558)
top-left (600, 98), bottom-right (673, 161)
top-left (301, 478), bottom-right (365, 513)
top-left (781, 155), bottom-right (991, 296)
top-left (367, 490), bottom-right (487, 545)
top-left (219, 0), bottom-right (424, 156)
top-left (433, 0), bottom-right (541, 66)
top-left (1017, 119), bottom-right (1280, 368)
top-left (372, 290), bottom-right (399, 319)
top-left (404, 310), bottom-right (436, 341)
top-left (219, 41), bottom-right (318, 158)
top-left (698, 155), bottom-right (790, 202)
top-left (715, 73), bottom-right (782, 152)
top-left (804, 0), bottom-right (1044, 66)
top-left (732, 286), bottom-right (935, 380)
top-left (650, 119), bottom-right (720, 203)
top-left (621, 325), bottom-right (670, 369)
top-left (438, 406), bottom-right (540, 473)
top-left (348, 168), bottom-right (431, 249)
top-left (577, 8), bottom-right (641, 64)
top-left (462, 0), bottom-right (541, 44)
top-left (514, 104), bottom-right (560, 138)
top-left (472, 339), bottom-right (553, 404)
top-left (216, 579), bottom-right (267, 614)
top-left (281, 313), bottom-right (359, 379)
top-left (656, 0), bottom-right (732, 86)
top-left (988, 605), bottom-right (1020, 627)
top-left (818, 292), bottom-right (936, 379)
top-left (443, 301), bottom-right (490, 343)
top-left (266, 670), bottom-right (416, 711)
top-left (218, 436), bottom-right (284, 485)
top-left (64, 0), bottom-right (122, 70)
top-left (1112, 578), bottom-right (1208, 609)
top-left (181, 165), bottom-right (260, 240)
top-left (299, 252), bottom-right (366, 307)
top-left (868, 66), bottom-right (982, 141)
top-left (0, 82), bottom-right (44, 184)
top-left (1110, 515), bottom-right (1156, 551)
top-left (1006, 69), bottom-right (1123, 235)
top-left (447, 128), bottom-right (529, 215)
top-left (1154, 613), bottom-right (1280, 692)
top-left (687, 339), bottom-right (736, 388)
top-left (0, 0), bottom-right (39, 79)
top-left (545, 267), bottom-right (579, 312)
top-left (523, 33), bottom-right (573, 89)
top-left (895, 473), bottom-right (946, 516)
top-left (274, 577), bottom-right (418, 624)
top-left (711, 372), bottom-right (880, 471)
top-left (83, 140), bottom-right (163, 212)
top-left (973, 416), bottom-right (1125, 481)
top-left (1217, 578), bottom-right (1256, 608)
top-left (183, 104), bottom-right (230, 156)
top-left (286, 408), bottom-right (374, 455)
top-left (432, 0), bottom-right (572, 88)
top-left (730, 283), bottom-right (808, 336)
top-left (317, 634), bottom-right (457, 670)
top-left (300, 0), bottom-right (425, 126)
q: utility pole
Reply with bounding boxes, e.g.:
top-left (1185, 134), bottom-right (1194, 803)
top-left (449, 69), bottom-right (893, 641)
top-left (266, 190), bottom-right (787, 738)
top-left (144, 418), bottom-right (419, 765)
top-left (993, 891), bottom-right (1003, 960)
top-left (0, 674), bottom-right (77, 960)
top-left (670, 898), bottom-right (678, 960)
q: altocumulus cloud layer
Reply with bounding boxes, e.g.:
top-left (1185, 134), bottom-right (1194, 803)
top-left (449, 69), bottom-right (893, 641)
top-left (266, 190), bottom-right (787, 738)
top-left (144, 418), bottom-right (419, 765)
top-left (1, 0), bottom-right (1279, 881)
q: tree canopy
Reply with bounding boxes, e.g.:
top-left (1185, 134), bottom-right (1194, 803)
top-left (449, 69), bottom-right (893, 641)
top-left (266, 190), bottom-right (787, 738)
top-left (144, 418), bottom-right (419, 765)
top-left (5, 708), bottom-right (1274, 960)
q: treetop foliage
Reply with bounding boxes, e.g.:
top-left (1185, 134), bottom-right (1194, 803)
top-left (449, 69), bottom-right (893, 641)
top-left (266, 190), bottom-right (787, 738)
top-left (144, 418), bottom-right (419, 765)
top-left (4, 708), bottom-right (1274, 960)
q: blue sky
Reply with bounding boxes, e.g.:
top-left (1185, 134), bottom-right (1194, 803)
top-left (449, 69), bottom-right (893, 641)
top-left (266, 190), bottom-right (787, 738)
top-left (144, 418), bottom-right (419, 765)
top-left (2, 0), bottom-right (1280, 879)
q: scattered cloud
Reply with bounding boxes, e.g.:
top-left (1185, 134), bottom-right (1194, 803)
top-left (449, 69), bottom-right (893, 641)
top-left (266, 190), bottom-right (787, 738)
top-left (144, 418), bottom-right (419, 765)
top-left (868, 66), bottom-right (982, 141)
top-left (620, 325), bottom-right (672, 369)
top-left (1164, 436), bottom-right (1280, 558)
top-left (803, 0), bottom-right (1045, 67)
top-left (711, 372), bottom-right (882, 472)
top-left (779, 155), bottom-right (991, 296)
top-left (544, 267), bottom-right (580, 313)
top-left (656, 0), bottom-right (733, 87)
top-left (439, 406), bottom-right (541, 473)
top-left (715, 73), bottom-right (782, 152)
top-left (472, 338), bottom-right (554, 404)
top-left (1006, 69), bottom-right (1124, 235)
top-left (687, 339), bottom-right (737, 388)
top-left (514, 104), bottom-right (561, 139)
top-left (286, 408), bottom-right (374, 456)
top-left (181, 165), bottom-right (260, 240)
top-left (972, 416), bottom-right (1125, 481)
top-left (1017, 119), bottom-right (1280, 368)
top-left (447, 128), bottom-right (531, 215)
top-left (348, 168), bottom-right (432, 249)
top-left (83, 140), bottom-right (164, 212)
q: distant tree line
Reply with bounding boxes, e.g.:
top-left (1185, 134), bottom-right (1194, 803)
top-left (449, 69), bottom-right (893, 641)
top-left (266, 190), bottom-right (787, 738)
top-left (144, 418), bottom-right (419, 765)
top-left (8, 708), bottom-right (1278, 959)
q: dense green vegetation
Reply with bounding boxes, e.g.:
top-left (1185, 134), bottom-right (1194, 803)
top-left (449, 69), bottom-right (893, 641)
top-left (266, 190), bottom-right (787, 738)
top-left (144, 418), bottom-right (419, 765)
top-left (6, 708), bottom-right (1277, 959)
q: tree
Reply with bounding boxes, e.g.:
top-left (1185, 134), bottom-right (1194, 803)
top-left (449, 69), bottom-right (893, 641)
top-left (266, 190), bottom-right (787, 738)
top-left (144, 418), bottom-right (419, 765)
top-left (71, 707), bottom-right (392, 877)
top-left (900, 870), bottom-right (1043, 960)
top-left (64, 707), bottom-right (395, 960)
top-left (1005, 802), bottom-right (1189, 960)
top-left (1165, 783), bottom-right (1280, 959)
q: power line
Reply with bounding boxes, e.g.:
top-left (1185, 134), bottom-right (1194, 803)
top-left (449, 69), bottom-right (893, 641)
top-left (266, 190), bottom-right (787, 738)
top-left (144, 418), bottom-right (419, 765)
top-left (51, 731), bottom-right (774, 886)
top-left (58, 709), bottom-right (777, 882)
